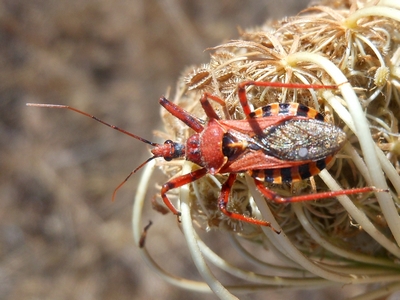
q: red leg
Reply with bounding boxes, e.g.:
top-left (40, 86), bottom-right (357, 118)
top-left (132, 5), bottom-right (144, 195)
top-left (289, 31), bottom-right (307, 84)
top-left (139, 220), bottom-right (153, 248)
top-left (199, 92), bottom-right (227, 120)
top-left (237, 81), bottom-right (337, 118)
top-left (159, 97), bottom-right (204, 133)
top-left (160, 167), bottom-right (208, 217)
top-left (254, 179), bottom-right (386, 204)
top-left (219, 173), bottom-right (280, 233)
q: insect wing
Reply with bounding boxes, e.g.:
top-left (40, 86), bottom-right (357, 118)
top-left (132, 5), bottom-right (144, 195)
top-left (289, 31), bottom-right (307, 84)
top-left (219, 115), bottom-right (346, 175)
top-left (219, 125), bottom-right (310, 173)
top-left (260, 118), bottom-right (347, 161)
top-left (220, 148), bottom-right (307, 173)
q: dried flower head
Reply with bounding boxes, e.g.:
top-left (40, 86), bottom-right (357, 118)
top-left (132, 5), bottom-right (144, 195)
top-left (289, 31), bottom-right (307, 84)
top-left (133, 1), bottom-right (400, 298)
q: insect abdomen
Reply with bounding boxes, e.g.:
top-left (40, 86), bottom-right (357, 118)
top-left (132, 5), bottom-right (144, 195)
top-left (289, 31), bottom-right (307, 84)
top-left (248, 156), bottom-right (333, 184)
top-left (249, 102), bottom-right (324, 121)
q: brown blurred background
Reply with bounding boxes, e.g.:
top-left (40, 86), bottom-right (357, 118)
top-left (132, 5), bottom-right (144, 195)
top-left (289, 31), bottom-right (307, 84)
top-left (0, 1), bottom-right (311, 299)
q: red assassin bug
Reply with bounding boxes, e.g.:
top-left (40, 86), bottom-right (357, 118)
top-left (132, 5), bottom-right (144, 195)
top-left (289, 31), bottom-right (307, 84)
top-left (27, 81), bottom-right (384, 233)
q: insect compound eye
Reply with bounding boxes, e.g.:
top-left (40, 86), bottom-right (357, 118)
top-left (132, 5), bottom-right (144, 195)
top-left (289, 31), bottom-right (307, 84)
top-left (162, 139), bottom-right (185, 161)
top-left (163, 140), bottom-right (174, 161)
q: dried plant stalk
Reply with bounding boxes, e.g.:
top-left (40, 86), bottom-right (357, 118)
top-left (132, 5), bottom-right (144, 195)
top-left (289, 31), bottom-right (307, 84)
top-left (133, 1), bottom-right (400, 299)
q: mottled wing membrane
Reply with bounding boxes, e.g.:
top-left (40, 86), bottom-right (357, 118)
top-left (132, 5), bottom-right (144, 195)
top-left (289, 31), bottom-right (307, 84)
top-left (260, 118), bottom-right (347, 161)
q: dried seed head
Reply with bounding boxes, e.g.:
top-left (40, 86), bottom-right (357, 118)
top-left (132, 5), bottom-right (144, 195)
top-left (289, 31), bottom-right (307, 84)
top-left (146, 1), bottom-right (400, 294)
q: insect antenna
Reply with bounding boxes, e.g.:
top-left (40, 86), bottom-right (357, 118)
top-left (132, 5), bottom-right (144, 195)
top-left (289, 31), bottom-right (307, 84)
top-left (26, 103), bottom-right (160, 147)
top-left (112, 155), bottom-right (158, 202)
top-left (26, 103), bottom-right (164, 201)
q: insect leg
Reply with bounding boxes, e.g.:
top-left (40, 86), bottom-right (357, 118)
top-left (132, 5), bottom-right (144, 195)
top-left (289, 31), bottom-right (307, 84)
top-left (159, 97), bottom-right (204, 133)
top-left (139, 220), bottom-right (153, 248)
top-left (219, 173), bottom-right (280, 233)
top-left (199, 92), bottom-right (227, 120)
top-left (160, 167), bottom-right (208, 217)
top-left (254, 179), bottom-right (386, 203)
